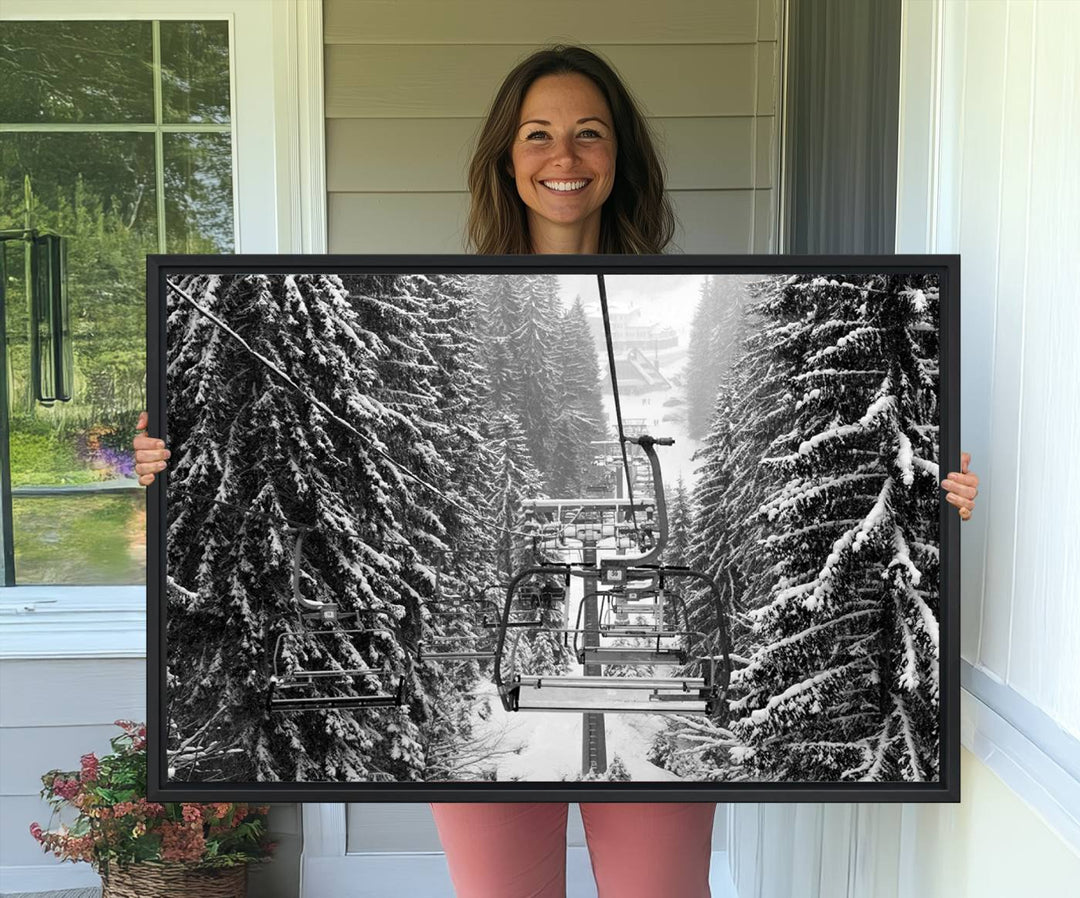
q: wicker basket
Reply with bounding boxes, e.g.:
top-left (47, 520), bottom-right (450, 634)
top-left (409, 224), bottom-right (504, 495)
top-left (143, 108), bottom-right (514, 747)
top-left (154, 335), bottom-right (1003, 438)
top-left (100, 862), bottom-right (247, 898)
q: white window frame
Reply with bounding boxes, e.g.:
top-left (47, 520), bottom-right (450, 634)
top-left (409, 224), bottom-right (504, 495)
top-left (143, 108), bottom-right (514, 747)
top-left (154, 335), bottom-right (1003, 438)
top-left (0, 0), bottom-right (326, 657)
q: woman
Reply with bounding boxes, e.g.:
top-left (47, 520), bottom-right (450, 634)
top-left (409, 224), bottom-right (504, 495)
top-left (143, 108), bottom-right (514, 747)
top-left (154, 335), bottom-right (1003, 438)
top-left (135, 45), bottom-right (979, 898)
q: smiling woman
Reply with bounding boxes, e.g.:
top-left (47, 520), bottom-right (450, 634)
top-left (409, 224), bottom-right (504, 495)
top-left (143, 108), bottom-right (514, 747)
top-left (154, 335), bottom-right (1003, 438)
top-left (507, 73), bottom-right (618, 253)
top-left (465, 45), bottom-right (675, 255)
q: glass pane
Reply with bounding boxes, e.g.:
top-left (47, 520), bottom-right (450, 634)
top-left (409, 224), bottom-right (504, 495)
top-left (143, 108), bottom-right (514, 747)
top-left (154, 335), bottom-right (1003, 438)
top-left (2, 132), bottom-right (156, 584)
top-left (164, 133), bottom-right (235, 252)
top-left (160, 20), bottom-right (232, 124)
top-left (0, 21), bottom-right (154, 124)
top-left (12, 492), bottom-right (146, 585)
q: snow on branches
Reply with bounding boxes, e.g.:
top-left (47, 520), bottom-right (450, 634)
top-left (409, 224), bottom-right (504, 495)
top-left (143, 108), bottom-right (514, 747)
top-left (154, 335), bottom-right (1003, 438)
top-left (725, 273), bottom-right (942, 782)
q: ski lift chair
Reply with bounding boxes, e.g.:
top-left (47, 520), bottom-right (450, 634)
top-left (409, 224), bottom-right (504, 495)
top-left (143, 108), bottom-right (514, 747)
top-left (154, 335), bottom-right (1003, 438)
top-left (492, 434), bottom-right (734, 719)
top-left (514, 576), bottom-right (566, 610)
top-left (418, 595), bottom-right (504, 663)
top-left (268, 620), bottom-right (408, 712)
top-left (571, 579), bottom-right (700, 668)
top-left (492, 565), bottom-right (720, 716)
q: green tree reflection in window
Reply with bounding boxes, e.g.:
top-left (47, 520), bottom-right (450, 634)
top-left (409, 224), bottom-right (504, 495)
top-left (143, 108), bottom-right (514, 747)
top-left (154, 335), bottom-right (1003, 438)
top-left (0, 19), bottom-right (234, 585)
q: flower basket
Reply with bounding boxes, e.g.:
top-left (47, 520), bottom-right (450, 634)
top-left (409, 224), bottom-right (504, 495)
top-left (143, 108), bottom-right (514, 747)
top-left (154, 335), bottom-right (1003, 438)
top-left (30, 721), bottom-right (274, 892)
top-left (101, 861), bottom-right (247, 898)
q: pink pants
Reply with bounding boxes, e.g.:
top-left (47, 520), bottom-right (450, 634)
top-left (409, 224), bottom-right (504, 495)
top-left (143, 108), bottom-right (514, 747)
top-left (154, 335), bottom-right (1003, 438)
top-left (431, 802), bottom-right (716, 898)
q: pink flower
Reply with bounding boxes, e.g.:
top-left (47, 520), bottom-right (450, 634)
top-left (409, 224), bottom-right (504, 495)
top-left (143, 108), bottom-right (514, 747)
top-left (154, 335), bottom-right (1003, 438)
top-left (160, 821), bottom-right (206, 863)
top-left (52, 778), bottom-right (80, 801)
top-left (112, 800), bottom-right (135, 818)
top-left (181, 804), bottom-right (203, 824)
top-left (138, 799), bottom-right (166, 818)
top-left (30, 822), bottom-right (44, 842)
top-left (80, 753), bottom-right (99, 782)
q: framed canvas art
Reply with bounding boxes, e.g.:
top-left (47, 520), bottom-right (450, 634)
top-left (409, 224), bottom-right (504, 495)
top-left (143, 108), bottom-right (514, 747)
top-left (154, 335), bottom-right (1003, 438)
top-left (147, 254), bottom-right (960, 802)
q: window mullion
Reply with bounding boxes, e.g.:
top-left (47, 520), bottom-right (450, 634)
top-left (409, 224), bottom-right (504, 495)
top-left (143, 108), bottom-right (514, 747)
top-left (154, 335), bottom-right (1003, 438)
top-left (152, 19), bottom-right (167, 255)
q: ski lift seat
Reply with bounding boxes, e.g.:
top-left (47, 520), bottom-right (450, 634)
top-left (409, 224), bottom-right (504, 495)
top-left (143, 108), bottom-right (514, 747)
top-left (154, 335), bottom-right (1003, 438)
top-left (269, 627), bottom-right (406, 713)
top-left (503, 675), bottom-right (715, 715)
top-left (599, 626), bottom-right (684, 637)
top-left (279, 666), bottom-right (394, 680)
top-left (612, 599), bottom-right (663, 612)
top-left (515, 580), bottom-right (565, 609)
top-left (268, 672), bottom-right (405, 712)
top-left (420, 650), bottom-right (497, 662)
top-left (269, 690), bottom-right (404, 712)
top-left (577, 646), bottom-right (687, 665)
top-left (418, 633), bottom-right (496, 663)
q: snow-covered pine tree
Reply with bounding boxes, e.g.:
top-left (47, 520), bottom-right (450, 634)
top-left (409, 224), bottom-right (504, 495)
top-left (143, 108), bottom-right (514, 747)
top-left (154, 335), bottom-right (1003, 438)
top-left (649, 281), bottom-right (780, 780)
top-left (508, 273), bottom-right (565, 484)
top-left (664, 476), bottom-right (694, 568)
top-left (472, 274), bottom-right (522, 422)
top-left (603, 753), bottom-right (632, 781)
top-left (165, 273), bottom-right (424, 783)
top-left (549, 295), bottom-right (609, 498)
top-left (727, 273), bottom-right (941, 782)
top-left (486, 412), bottom-right (546, 580)
top-left (685, 276), bottom-right (752, 440)
top-left (389, 273), bottom-right (503, 779)
top-left (647, 712), bottom-right (741, 781)
top-left (577, 753), bottom-right (632, 782)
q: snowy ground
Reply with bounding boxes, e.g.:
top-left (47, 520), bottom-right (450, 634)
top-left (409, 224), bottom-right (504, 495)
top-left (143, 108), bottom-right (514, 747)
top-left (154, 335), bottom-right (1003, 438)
top-left (464, 554), bottom-right (687, 782)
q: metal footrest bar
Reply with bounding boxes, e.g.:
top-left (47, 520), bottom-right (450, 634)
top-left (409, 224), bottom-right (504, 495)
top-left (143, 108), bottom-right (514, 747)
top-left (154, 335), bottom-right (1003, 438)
top-left (501, 675), bottom-right (715, 715)
top-left (419, 650), bottom-right (496, 661)
top-left (269, 694), bottom-right (401, 712)
top-left (277, 667), bottom-right (393, 680)
top-left (516, 675), bottom-right (706, 690)
top-left (577, 647), bottom-right (687, 665)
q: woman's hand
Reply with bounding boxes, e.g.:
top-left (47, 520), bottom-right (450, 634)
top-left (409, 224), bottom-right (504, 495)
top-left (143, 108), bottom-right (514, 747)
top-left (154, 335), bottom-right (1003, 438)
top-left (133, 411), bottom-right (170, 487)
top-left (942, 451), bottom-right (979, 521)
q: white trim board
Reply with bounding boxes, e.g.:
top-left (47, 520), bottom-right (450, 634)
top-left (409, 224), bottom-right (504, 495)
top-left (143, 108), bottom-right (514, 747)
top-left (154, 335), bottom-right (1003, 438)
top-left (961, 673), bottom-right (1080, 854)
top-left (0, 862), bottom-right (100, 896)
top-left (0, 587), bottom-right (145, 659)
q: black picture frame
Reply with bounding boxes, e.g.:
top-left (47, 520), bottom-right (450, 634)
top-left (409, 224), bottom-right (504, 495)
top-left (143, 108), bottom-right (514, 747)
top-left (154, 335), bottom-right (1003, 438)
top-left (147, 253), bottom-right (960, 803)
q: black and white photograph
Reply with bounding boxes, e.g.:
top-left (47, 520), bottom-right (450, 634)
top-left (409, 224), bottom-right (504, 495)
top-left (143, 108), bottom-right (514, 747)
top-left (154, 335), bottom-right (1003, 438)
top-left (149, 255), bottom-right (958, 800)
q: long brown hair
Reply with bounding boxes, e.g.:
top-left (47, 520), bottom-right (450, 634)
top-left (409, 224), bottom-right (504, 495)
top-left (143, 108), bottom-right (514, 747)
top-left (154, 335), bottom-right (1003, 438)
top-left (465, 45), bottom-right (677, 254)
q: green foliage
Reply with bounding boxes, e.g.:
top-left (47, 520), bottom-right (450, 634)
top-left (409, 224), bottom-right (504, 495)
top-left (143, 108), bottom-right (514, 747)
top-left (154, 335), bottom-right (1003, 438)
top-left (30, 721), bottom-right (275, 874)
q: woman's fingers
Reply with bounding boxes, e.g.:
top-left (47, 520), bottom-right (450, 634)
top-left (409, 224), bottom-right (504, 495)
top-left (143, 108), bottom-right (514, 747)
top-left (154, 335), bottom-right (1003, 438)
top-left (133, 410), bottom-right (169, 486)
top-left (941, 475), bottom-right (978, 499)
top-left (942, 452), bottom-right (978, 521)
top-left (944, 491), bottom-right (975, 512)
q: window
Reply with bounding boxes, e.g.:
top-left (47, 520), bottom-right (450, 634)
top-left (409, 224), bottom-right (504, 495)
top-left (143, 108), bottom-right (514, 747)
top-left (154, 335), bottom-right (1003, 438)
top-left (0, 18), bottom-right (234, 584)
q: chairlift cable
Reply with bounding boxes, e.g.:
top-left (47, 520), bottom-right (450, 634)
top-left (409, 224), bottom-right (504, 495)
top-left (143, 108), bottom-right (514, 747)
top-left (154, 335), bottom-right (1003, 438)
top-left (596, 274), bottom-right (642, 546)
top-left (166, 280), bottom-right (536, 543)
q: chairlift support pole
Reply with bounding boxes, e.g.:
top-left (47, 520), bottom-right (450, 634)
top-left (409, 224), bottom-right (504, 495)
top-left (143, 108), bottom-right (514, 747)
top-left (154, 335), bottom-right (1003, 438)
top-left (581, 535), bottom-right (606, 775)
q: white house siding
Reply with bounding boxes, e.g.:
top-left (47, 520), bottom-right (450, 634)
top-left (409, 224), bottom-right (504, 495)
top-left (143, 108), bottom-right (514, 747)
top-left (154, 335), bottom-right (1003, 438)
top-left (324, 0), bottom-right (781, 255)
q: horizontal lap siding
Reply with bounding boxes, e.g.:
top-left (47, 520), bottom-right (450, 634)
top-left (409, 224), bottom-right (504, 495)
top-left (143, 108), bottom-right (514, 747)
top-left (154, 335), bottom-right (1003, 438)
top-left (0, 658), bottom-right (145, 868)
top-left (325, 1), bottom-right (780, 254)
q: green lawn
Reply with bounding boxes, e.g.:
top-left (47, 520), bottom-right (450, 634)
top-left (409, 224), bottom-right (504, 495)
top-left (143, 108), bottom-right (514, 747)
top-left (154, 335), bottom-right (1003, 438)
top-left (13, 492), bottom-right (146, 585)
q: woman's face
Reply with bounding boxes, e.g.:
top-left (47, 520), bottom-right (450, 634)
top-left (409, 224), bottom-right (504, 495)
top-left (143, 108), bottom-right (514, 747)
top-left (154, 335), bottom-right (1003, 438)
top-left (508, 73), bottom-right (617, 242)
